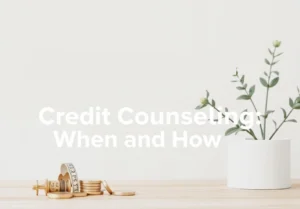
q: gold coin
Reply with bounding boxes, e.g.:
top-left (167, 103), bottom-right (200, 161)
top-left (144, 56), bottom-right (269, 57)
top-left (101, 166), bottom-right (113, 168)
top-left (80, 182), bottom-right (101, 184)
top-left (80, 184), bottom-right (101, 188)
top-left (81, 189), bottom-right (101, 193)
top-left (81, 187), bottom-right (101, 190)
top-left (112, 190), bottom-right (135, 196)
top-left (72, 192), bottom-right (87, 197)
top-left (80, 183), bottom-right (101, 186)
top-left (86, 191), bottom-right (103, 195)
top-left (48, 192), bottom-right (73, 199)
top-left (102, 180), bottom-right (113, 195)
top-left (80, 180), bottom-right (102, 184)
top-left (81, 187), bottom-right (101, 191)
top-left (82, 188), bottom-right (101, 191)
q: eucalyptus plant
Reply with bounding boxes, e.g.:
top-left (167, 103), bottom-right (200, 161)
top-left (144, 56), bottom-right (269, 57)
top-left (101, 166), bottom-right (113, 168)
top-left (196, 41), bottom-right (300, 140)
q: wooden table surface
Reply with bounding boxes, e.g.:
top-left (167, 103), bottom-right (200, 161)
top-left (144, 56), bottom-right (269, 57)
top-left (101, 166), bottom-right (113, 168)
top-left (0, 180), bottom-right (300, 209)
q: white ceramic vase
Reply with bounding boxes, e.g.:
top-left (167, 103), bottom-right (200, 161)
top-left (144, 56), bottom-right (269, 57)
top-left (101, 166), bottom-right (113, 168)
top-left (227, 139), bottom-right (291, 189)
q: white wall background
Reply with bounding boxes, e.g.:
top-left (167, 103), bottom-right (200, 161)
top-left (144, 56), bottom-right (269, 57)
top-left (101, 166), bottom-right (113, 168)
top-left (0, 0), bottom-right (300, 180)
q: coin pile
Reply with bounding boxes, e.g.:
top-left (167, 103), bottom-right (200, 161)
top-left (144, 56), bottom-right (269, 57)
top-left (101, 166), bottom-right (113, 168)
top-left (80, 180), bottom-right (103, 195)
top-left (33, 163), bottom-right (136, 199)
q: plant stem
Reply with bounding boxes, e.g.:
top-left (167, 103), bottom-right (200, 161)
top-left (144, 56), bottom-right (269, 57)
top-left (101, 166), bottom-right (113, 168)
top-left (209, 104), bottom-right (234, 123)
top-left (237, 75), bottom-right (264, 139)
top-left (208, 103), bottom-right (258, 140)
top-left (269, 109), bottom-right (294, 140)
top-left (263, 47), bottom-right (276, 139)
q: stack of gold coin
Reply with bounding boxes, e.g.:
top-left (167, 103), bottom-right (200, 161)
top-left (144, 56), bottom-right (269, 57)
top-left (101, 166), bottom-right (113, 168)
top-left (80, 180), bottom-right (103, 195)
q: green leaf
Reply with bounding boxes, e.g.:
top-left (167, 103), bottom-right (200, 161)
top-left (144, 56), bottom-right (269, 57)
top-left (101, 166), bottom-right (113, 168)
top-left (236, 86), bottom-right (245, 90)
top-left (225, 107), bottom-right (229, 112)
top-left (281, 108), bottom-right (287, 118)
top-left (266, 110), bottom-right (275, 118)
top-left (260, 77), bottom-right (268, 87)
top-left (289, 98), bottom-right (294, 108)
top-left (240, 75), bottom-right (245, 84)
top-left (195, 104), bottom-right (207, 110)
top-left (295, 97), bottom-right (300, 104)
top-left (273, 120), bottom-right (277, 129)
top-left (268, 48), bottom-right (273, 55)
top-left (286, 119), bottom-right (297, 123)
top-left (261, 110), bottom-right (275, 119)
top-left (269, 77), bottom-right (279, 88)
top-left (293, 103), bottom-right (300, 109)
top-left (225, 127), bottom-right (241, 136)
top-left (275, 52), bottom-right (284, 57)
top-left (264, 72), bottom-right (268, 76)
top-left (265, 59), bottom-right (271, 65)
top-left (211, 99), bottom-right (216, 107)
top-left (237, 95), bottom-right (251, 100)
top-left (206, 90), bottom-right (210, 98)
top-left (249, 85), bottom-right (255, 96)
top-left (297, 86), bottom-right (300, 95)
top-left (272, 60), bottom-right (279, 65)
top-left (231, 80), bottom-right (238, 82)
top-left (272, 71), bottom-right (279, 75)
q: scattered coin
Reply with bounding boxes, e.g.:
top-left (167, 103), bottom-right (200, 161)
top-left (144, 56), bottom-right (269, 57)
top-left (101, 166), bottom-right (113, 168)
top-left (102, 180), bottom-right (113, 195)
top-left (73, 192), bottom-right (87, 197)
top-left (48, 192), bottom-right (73, 199)
top-left (112, 190), bottom-right (136, 196)
top-left (86, 191), bottom-right (104, 195)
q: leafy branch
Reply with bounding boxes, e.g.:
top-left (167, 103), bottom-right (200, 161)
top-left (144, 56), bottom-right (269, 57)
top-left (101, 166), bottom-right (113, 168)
top-left (232, 71), bottom-right (264, 139)
top-left (195, 91), bottom-right (258, 139)
top-left (260, 41), bottom-right (281, 139)
top-left (269, 91), bottom-right (300, 140)
top-left (195, 40), bottom-right (300, 140)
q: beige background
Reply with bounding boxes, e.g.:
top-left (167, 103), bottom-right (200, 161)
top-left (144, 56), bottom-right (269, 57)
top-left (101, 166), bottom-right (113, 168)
top-left (0, 0), bottom-right (300, 180)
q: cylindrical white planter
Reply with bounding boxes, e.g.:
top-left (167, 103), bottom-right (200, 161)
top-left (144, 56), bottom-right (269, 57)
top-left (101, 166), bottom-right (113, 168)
top-left (227, 139), bottom-right (291, 189)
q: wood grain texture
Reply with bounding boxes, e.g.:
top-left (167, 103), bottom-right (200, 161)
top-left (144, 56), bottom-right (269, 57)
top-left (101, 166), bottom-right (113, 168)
top-left (0, 180), bottom-right (300, 209)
